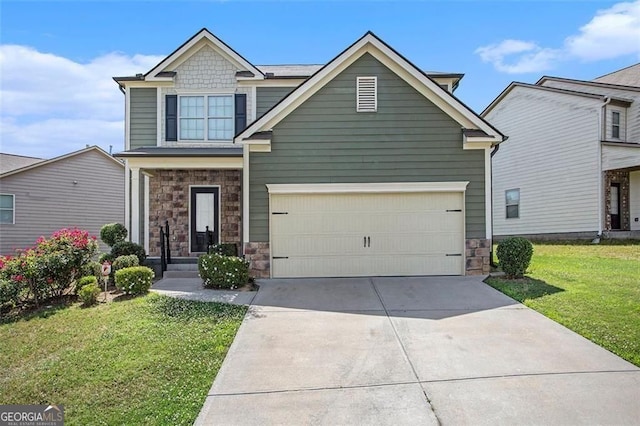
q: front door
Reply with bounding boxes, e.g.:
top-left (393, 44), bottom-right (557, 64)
top-left (610, 183), bottom-right (621, 230)
top-left (190, 187), bottom-right (219, 252)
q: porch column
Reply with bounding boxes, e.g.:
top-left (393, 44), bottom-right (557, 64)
top-left (130, 167), bottom-right (140, 244)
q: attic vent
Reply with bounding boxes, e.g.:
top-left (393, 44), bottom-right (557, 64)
top-left (356, 76), bottom-right (377, 112)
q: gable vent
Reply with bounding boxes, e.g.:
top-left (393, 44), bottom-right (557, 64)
top-left (357, 76), bottom-right (377, 112)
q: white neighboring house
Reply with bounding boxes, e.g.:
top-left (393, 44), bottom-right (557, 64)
top-left (0, 146), bottom-right (125, 254)
top-left (483, 64), bottom-right (640, 239)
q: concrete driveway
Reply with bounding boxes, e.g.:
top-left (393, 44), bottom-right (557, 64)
top-left (195, 277), bottom-right (640, 425)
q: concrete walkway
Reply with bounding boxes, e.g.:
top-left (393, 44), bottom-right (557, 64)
top-left (195, 276), bottom-right (640, 425)
top-left (151, 277), bottom-right (257, 305)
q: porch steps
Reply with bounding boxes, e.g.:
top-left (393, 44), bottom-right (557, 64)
top-left (163, 261), bottom-right (200, 279)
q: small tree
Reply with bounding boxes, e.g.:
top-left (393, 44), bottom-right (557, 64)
top-left (496, 237), bottom-right (534, 279)
top-left (100, 223), bottom-right (128, 247)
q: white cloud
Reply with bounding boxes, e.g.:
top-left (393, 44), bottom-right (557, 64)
top-left (0, 45), bottom-right (163, 157)
top-left (475, 40), bottom-right (560, 73)
top-left (476, 0), bottom-right (640, 73)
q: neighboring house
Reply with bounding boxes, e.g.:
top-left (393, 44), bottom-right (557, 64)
top-left (483, 64), bottom-right (640, 239)
top-left (0, 153), bottom-right (44, 174)
top-left (0, 146), bottom-right (125, 254)
top-left (114, 28), bottom-right (504, 278)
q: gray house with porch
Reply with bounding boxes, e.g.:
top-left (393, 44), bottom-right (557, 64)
top-left (114, 28), bottom-right (504, 278)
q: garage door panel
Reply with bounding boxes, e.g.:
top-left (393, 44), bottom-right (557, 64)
top-left (270, 191), bottom-right (465, 278)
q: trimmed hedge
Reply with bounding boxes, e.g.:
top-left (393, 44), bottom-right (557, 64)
top-left (112, 255), bottom-right (139, 272)
top-left (115, 266), bottom-right (154, 295)
top-left (111, 241), bottom-right (146, 265)
top-left (76, 275), bottom-right (98, 293)
top-left (100, 223), bottom-right (128, 247)
top-left (496, 237), bottom-right (534, 278)
top-left (198, 253), bottom-right (249, 290)
top-left (208, 243), bottom-right (238, 257)
top-left (78, 283), bottom-right (101, 306)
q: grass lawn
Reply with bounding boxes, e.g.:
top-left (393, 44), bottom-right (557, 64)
top-left (0, 294), bottom-right (246, 425)
top-left (486, 242), bottom-right (640, 367)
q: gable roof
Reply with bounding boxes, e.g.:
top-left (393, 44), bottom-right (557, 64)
top-left (481, 82), bottom-right (633, 116)
top-left (593, 63), bottom-right (640, 87)
top-left (236, 31), bottom-right (504, 144)
top-left (536, 75), bottom-right (640, 92)
top-left (114, 28), bottom-right (264, 85)
top-left (0, 146), bottom-right (123, 179)
top-left (0, 153), bottom-right (44, 174)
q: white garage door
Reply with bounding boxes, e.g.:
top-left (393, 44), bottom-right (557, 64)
top-left (269, 186), bottom-right (465, 278)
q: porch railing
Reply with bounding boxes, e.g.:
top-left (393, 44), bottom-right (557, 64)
top-left (159, 220), bottom-right (171, 273)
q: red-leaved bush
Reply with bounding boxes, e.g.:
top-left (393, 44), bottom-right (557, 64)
top-left (0, 229), bottom-right (98, 309)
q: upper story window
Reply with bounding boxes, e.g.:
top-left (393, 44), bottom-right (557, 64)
top-left (505, 189), bottom-right (519, 219)
top-left (611, 111), bottom-right (621, 139)
top-left (356, 76), bottom-right (377, 112)
top-left (179, 95), bottom-right (234, 141)
top-left (0, 194), bottom-right (15, 224)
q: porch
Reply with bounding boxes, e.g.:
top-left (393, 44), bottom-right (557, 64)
top-left (116, 147), bottom-right (243, 258)
top-left (601, 142), bottom-right (640, 234)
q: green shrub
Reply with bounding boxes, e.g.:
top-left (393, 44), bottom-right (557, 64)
top-left (198, 253), bottom-right (249, 290)
top-left (82, 261), bottom-right (102, 278)
top-left (0, 278), bottom-right (22, 312)
top-left (98, 253), bottom-right (115, 264)
top-left (115, 266), bottom-right (154, 295)
top-left (76, 275), bottom-right (98, 293)
top-left (208, 243), bottom-right (238, 257)
top-left (112, 254), bottom-right (139, 272)
top-left (111, 241), bottom-right (146, 264)
top-left (78, 283), bottom-right (101, 306)
top-left (496, 237), bottom-right (534, 278)
top-left (100, 223), bottom-right (128, 247)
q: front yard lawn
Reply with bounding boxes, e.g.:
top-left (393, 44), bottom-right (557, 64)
top-left (0, 294), bottom-right (246, 425)
top-left (486, 242), bottom-right (640, 367)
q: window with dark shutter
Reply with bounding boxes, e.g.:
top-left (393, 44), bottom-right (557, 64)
top-left (235, 93), bottom-right (247, 135)
top-left (166, 95), bottom-right (178, 141)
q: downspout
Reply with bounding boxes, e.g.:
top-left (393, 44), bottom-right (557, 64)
top-left (597, 97), bottom-right (612, 241)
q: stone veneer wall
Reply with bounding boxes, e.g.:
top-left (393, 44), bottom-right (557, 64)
top-left (465, 239), bottom-right (492, 275)
top-left (244, 242), bottom-right (270, 279)
top-left (604, 170), bottom-right (630, 231)
top-left (244, 239), bottom-right (491, 278)
top-left (149, 169), bottom-right (241, 257)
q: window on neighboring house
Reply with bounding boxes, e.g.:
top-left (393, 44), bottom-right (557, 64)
top-left (179, 95), bottom-right (234, 141)
top-left (505, 189), bottom-right (519, 219)
top-left (0, 194), bottom-right (14, 224)
top-left (612, 111), bottom-right (621, 139)
top-left (356, 76), bottom-right (377, 112)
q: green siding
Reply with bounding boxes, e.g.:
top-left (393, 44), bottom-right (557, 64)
top-left (249, 53), bottom-right (485, 241)
top-left (256, 87), bottom-right (295, 119)
top-left (130, 88), bottom-right (157, 149)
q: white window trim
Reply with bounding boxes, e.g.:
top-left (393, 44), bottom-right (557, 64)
top-left (356, 76), bottom-right (377, 112)
top-left (0, 194), bottom-right (15, 225)
top-left (178, 94), bottom-right (235, 143)
top-left (611, 110), bottom-right (621, 140)
top-left (505, 188), bottom-right (520, 219)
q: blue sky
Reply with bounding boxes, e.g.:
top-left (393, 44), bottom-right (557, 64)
top-left (1, 0), bottom-right (639, 158)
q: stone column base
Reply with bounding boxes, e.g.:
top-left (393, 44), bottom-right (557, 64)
top-left (465, 238), bottom-right (491, 275)
top-left (244, 242), bottom-right (270, 278)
